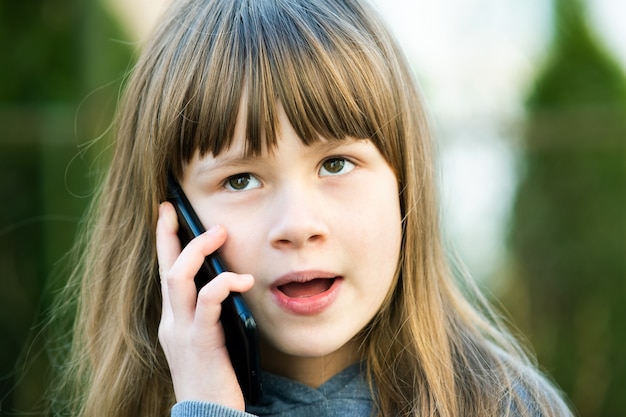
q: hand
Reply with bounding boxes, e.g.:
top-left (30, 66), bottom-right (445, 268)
top-left (156, 202), bottom-right (254, 410)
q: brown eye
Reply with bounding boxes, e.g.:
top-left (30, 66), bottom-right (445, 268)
top-left (320, 158), bottom-right (354, 176)
top-left (225, 173), bottom-right (261, 191)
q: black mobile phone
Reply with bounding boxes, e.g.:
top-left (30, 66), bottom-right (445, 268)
top-left (166, 172), bottom-right (262, 405)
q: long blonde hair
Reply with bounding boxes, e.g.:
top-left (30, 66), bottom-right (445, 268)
top-left (50, 0), bottom-right (573, 416)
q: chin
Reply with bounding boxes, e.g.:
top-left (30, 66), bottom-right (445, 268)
top-left (277, 338), bottom-right (343, 357)
top-left (262, 327), bottom-right (361, 362)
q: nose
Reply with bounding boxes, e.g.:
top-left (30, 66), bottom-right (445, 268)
top-left (267, 183), bottom-right (329, 250)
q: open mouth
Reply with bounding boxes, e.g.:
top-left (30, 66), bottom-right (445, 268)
top-left (277, 277), bottom-right (337, 298)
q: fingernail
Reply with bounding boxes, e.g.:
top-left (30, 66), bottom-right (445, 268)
top-left (159, 202), bottom-right (178, 230)
top-left (207, 224), bottom-right (223, 235)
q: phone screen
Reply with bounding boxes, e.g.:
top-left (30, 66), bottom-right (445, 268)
top-left (166, 172), bottom-right (262, 404)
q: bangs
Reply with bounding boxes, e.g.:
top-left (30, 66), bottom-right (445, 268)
top-left (158, 0), bottom-right (402, 174)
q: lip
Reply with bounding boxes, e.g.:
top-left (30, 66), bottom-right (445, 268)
top-left (271, 270), bottom-right (342, 315)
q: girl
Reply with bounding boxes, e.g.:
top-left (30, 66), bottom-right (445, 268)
top-left (49, 0), bottom-right (574, 416)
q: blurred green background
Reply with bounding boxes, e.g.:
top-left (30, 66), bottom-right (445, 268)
top-left (0, 0), bottom-right (624, 416)
top-left (0, 1), bottom-right (133, 415)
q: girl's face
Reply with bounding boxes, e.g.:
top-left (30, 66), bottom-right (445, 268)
top-left (182, 105), bottom-right (402, 378)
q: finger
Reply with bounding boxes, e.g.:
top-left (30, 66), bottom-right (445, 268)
top-left (156, 202), bottom-right (181, 318)
top-left (167, 223), bottom-right (228, 323)
top-left (195, 272), bottom-right (255, 329)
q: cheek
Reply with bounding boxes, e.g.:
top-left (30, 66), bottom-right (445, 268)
top-left (219, 227), bottom-right (262, 273)
top-left (345, 215), bottom-right (400, 268)
top-left (346, 186), bottom-right (402, 286)
top-left (203, 209), bottom-right (264, 273)
top-left (372, 185), bottom-right (403, 287)
top-left (362, 184), bottom-right (402, 256)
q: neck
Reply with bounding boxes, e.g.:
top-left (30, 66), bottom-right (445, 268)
top-left (260, 339), bottom-right (362, 388)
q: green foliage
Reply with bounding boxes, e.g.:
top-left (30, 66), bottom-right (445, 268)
top-left (528, 0), bottom-right (626, 110)
top-left (0, 1), bottom-right (80, 102)
top-left (507, 0), bottom-right (626, 415)
top-left (0, 1), bottom-right (133, 415)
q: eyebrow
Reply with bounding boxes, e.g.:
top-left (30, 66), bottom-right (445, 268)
top-left (313, 137), bottom-right (362, 152)
top-left (191, 137), bottom-right (364, 175)
top-left (191, 154), bottom-right (259, 177)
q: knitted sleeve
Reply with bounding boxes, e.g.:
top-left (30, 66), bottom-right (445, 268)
top-left (171, 401), bottom-right (257, 417)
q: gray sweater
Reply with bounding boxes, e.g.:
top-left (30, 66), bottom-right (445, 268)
top-left (170, 363), bottom-right (560, 417)
top-left (171, 363), bottom-right (373, 417)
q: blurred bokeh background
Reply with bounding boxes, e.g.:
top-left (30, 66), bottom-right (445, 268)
top-left (0, 0), bottom-right (624, 416)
